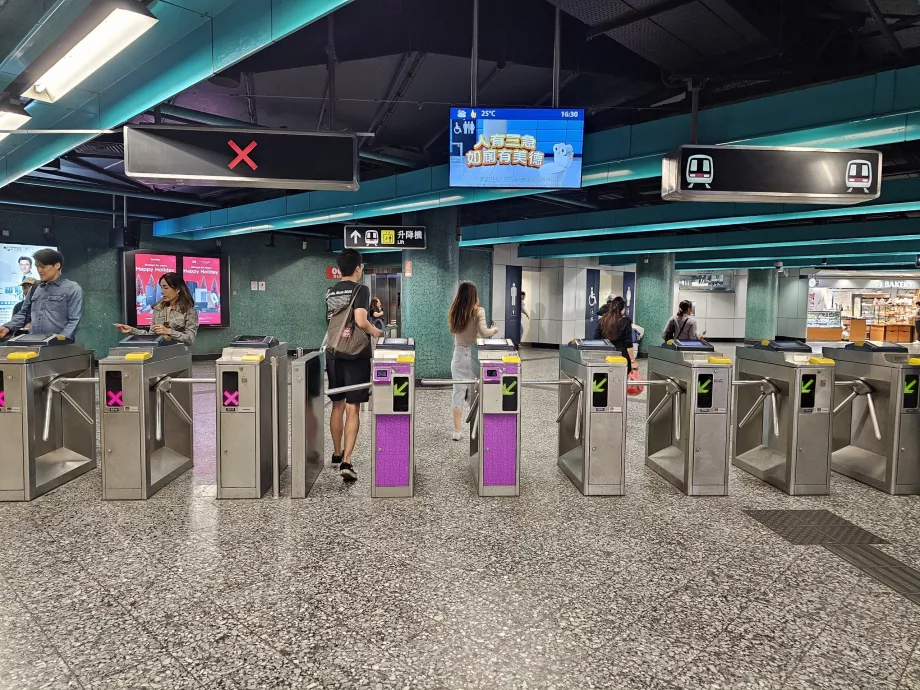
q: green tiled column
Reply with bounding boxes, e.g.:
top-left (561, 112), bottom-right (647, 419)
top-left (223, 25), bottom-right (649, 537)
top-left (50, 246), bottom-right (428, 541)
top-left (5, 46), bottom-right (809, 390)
top-left (745, 269), bottom-right (779, 342)
top-left (636, 253), bottom-right (675, 354)
top-left (401, 207), bottom-right (459, 378)
top-left (459, 248), bottom-right (493, 324)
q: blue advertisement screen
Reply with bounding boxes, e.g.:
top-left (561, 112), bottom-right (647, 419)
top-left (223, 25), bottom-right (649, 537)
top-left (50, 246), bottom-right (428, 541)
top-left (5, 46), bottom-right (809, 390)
top-left (449, 107), bottom-right (584, 189)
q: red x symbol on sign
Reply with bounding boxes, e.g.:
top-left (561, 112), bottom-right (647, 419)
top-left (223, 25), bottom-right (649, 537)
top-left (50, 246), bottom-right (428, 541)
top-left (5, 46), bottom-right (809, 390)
top-left (228, 140), bottom-right (258, 170)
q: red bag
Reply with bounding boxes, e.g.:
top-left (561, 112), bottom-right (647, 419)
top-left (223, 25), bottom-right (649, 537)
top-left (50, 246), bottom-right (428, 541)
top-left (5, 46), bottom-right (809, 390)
top-left (626, 368), bottom-right (644, 396)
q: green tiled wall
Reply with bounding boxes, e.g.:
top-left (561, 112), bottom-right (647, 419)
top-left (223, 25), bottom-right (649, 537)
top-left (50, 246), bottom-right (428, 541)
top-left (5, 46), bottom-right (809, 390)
top-left (0, 210), bottom-right (332, 357)
top-left (745, 269), bottom-right (779, 342)
top-left (401, 207), bottom-right (459, 379)
top-left (459, 248), bottom-right (493, 325)
top-left (636, 252), bottom-right (675, 354)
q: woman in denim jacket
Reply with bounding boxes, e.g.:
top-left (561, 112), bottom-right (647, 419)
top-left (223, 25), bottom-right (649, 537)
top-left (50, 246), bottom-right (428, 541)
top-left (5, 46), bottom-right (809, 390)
top-left (116, 272), bottom-right (199, 346)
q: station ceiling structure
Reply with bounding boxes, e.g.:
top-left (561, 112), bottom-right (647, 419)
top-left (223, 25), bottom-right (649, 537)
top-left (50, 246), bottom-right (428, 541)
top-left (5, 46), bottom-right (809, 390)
top-left (2, 0), bottom-right (920, 269)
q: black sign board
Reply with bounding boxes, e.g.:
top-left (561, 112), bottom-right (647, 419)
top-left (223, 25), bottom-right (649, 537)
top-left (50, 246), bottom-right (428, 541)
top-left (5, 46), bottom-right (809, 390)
top-left (124, 125), bottom-right (359, 191)
top-left (662, 145), bottom-right (882, 204)
top-left (344, 225), bottom-right (427, 250)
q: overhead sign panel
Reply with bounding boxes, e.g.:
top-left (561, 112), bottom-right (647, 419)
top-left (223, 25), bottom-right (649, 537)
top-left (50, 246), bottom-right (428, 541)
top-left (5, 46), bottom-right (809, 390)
top-left (124, 125), bottom-right (358, 191)
top-left (662, 145), bottom-right (882, 204)
top-left (344, 225), bottom-right (426, 250)
top-left (448, 107), bottom-right (585, 189)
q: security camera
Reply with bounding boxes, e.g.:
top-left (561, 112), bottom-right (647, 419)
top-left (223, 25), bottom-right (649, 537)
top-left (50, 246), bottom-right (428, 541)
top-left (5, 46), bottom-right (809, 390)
top-left (774, 261), bottom-right (784, 272)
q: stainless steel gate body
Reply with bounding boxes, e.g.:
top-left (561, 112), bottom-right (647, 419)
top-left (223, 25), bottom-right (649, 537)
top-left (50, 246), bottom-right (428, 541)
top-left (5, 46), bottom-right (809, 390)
top-left (291, 350), bottom-right (325, 499)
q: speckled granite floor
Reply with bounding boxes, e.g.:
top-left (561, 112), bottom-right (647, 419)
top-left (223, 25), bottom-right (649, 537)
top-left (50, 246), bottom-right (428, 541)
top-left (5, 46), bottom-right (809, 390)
top-left (2, 347), bottom-right (920, 690)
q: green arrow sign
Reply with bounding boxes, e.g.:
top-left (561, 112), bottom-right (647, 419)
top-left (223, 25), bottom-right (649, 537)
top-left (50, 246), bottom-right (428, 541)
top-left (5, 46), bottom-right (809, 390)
top-left (502, 379), bottom-right (518, 396)
top-left (697, 379), bottom-right (711, 394)
top-left (801, 379), bottom-right (814, 394)
top-left (393, 381), bottom-right (409, 396)
top-left (592, 377), bottom-right (607, 393)
top-left (905, 379), bottom-right (917, 394)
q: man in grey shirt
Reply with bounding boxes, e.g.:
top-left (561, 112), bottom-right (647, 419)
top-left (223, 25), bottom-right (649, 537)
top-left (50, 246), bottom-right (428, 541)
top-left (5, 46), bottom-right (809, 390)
top-left (0, 249), bottom-right (84, 340)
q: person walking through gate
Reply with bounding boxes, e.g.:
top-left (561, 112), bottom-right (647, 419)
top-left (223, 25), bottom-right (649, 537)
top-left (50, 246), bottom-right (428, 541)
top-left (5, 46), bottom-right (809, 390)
top-left (595, 296), bottom-right (638, 371)
top-left (115, 272), bottom-right (199, 346)
top-left (662, 300), bottom-right (702, 342)
top-left (0, 249), bottom-right (83, 340)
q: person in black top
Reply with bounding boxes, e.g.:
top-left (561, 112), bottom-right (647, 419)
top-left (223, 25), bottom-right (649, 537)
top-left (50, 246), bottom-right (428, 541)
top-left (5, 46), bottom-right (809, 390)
top-left (324, 249), bottom-right (382, 481)
top-left (595, 296), bottom-right (637, 371)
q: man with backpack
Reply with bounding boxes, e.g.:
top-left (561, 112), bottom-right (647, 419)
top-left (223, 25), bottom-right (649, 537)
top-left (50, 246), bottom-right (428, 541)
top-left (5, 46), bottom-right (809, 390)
top-left (325, 249), bottom-right (382, 481)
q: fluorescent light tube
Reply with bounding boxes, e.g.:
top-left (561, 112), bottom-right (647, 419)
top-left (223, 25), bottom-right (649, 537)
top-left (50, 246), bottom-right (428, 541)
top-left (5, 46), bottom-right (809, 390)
top-left (0, 103), bottom-right (31, 142)
top-left (22, 5), bottom-right (158, 103)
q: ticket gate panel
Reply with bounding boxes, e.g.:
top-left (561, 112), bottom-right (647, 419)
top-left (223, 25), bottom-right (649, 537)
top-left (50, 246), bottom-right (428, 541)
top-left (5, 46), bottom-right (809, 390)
top-left (291, 352), bottom-right (324, 499)
top-left (371, 338), bottom-right (416, 498)
top-left (103, 413), bottom-right (143, 490)
top-left (482, 414), bottom-right (518, 486)
top-left (897, 413), bottom-right (920, 485)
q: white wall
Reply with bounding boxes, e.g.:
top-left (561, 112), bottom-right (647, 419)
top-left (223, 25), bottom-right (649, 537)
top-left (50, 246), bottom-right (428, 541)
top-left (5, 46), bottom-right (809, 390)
top-left (777, 269), bottom-right (808, 338)
top-left (673, 271), bottom-right (748, 339)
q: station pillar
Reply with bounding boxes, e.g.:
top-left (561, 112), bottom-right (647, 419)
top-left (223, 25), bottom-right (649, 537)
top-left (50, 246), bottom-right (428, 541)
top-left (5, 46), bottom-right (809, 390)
top-left (636, 253), bottom-right (675, 355)
top-left (401, 207), bottom-right (460, 378)
top-left (745, 269), bottom-right (779, 342)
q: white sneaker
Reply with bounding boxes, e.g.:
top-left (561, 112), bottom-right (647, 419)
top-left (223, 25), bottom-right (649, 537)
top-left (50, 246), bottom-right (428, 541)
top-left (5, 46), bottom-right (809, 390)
top-left (452, 431), bottom-right (463, 442)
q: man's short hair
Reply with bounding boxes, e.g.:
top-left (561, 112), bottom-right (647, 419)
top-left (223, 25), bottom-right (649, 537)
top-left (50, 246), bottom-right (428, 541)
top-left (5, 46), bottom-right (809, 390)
top-left (33, 248), bottom-right (64, 268)
top-left (18, 256), bottom-right (32, 266)
top-left (336, 248), bottom-right (362, 277)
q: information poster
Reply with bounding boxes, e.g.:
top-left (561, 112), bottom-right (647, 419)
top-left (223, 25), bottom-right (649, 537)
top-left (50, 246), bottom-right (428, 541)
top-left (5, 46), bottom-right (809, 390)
top-left (622, 271), bottom-right (636, 318)
top-left (0, 243), bottom-right (55, 324)
top-left (183, 256), bottom-right (222, 326)
top-left (133, 253), bottom-right (176, 326)
top-left (585, 269), bottom-right (600, 337)
top-left (505, 265), bottom-right (522, 345)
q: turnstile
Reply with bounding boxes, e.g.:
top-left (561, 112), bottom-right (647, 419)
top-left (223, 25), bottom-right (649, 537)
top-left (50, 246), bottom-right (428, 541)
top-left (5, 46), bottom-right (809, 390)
top-left (645, 340), bottom-right (733, 496)
top-left (370, 338), bottom-right (416, 497)
top-left (0, 334), bottom-right (96, 501)
top-left (469, 338), bottom-right (521, 497)
top-left (99, 335), bottom-right (194, 500)
top-left (291, 350), bottom-right (325, 499)
top-left (557, 339), bottom-right (628, 496)
top-left (216, 336), bottom-right (289, 499)
top-left (733, 341), bottom-right (834, 495)
top-left (824, 341), bottom-right (920, 494)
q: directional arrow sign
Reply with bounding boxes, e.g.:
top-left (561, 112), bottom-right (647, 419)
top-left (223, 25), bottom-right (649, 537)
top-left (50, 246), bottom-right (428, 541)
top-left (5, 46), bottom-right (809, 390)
top-left (350, 229), bottom-right (362, 244)
top-left (697, 379), bottom-right (711, 394)
top-left (502, 379), bottom-right (518, 396)
top-left (905, 379), bottom-right (917, 394)
top-left (592, 377), bottom-right (607, 393)
top-left (801, 379), bottom-right (814, 394)
top-left (394, 381), bottom-right (409, 396)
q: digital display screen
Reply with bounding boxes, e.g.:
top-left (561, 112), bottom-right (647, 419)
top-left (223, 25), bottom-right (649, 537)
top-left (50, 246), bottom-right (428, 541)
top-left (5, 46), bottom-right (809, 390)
top-left (677, 340), bottom-right (707, 348)
top-left (123, 251), bottom-right (230, 329)
top-left (580, 340), bottom-right (609, 347)
top-left (375, 369), bottom-right (389, 379)
top-left (382, 338), bottom-right (409, 345)
top-left (132, 253), bottom-right (176, 327)
top-left (183, 256), bottom-right (223, 326)
top-left (592, 372), bottom-right (608, 409)
top-left (449, 108), bottom-right (584, 189)
top-left (104, 371), bottom-right (124, 408)
top-left (502, 375), bottom-right (519, 412)
top-left (122, 334), bottom-right (162, 343)
top-left (0, 242), bottom-right (58, 325)
top-left (481, 338), bottom-right (510, 346)
top-left (393, 376), bottom-right (409, 412)
top-left (904, 374), bottom-right (919, 410)
top-left (233, 336), bottom-right (269, 344)
top-left (222, 371), bottom-right (239, 407)
top-left (696, 374), bottom-right (714, 409)
top-left (800, 374), bottom-right (816, 409)
top-left (773, 341), bottom-right (811, 351)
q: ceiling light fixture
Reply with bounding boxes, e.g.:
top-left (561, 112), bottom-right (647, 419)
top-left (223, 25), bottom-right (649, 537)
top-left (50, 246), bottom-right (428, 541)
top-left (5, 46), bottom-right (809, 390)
top-left (0, 99), bottom-right (31, 142)
top-left (21, 0), bottom-right (158, 104)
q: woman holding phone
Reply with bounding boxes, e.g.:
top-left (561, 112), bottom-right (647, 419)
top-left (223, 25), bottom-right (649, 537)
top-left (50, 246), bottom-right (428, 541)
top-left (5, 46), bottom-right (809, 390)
top-left (115, 272), bottom-right (200, 346)
top-left (448, 281), bottom-right (498, 441)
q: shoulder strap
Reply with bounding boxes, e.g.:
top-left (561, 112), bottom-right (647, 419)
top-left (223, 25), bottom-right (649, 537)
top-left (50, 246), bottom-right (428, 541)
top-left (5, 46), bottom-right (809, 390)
top-left (675, 316), bottom-right (688, 340)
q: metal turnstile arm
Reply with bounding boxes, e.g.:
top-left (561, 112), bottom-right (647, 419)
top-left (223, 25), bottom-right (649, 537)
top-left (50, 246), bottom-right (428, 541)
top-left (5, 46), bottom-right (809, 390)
top-left (770, 392), bottom-right (780, 439)
top-left (735, 379), bottom-right (780, 439)
top-left (59, 389), bottom-right (94, 426)
top-left (673, 390), bottom-right (681, 442)
top-left (738, 392), bottom-right (767, 429)
top-left (42, 386), bottom-right (54, 442)
top-left (326, 381), bottom-right (374, 396)
top-left (271, 357), bottom-right (280, 499)
top-left (163, 390), bottom-right (194, 426)
top-left (167, 378), bottom-right (216, 385)
top-left (420, 379), bottom-right (478, 387)
top-left (865, 392), bottom-right (883, 442)
top-left (833, 390), bottom-right (858, 416)
top-left (832, 379), bottom-right (882, 440)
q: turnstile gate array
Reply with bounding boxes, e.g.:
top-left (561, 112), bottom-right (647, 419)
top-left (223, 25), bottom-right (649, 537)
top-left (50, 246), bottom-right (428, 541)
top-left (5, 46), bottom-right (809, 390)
top-left (370, 338), bottom-right (416, 497)
top-left (0, 334), bottom-right (96, 501)
top-left (825, 341), bottom-right (920, 495)
top-left (645, 340), bottom-right (733, 496)
top-left (99, 335), bottom-right (195, 500)
top-left (216, 336), bottom-right (289, 499)
top-left (733, 341), bottom-right (834, 495)
top-left (557, 340), bottom-right (628, 496)
top-left (291, 350), bottom-right (324, 499)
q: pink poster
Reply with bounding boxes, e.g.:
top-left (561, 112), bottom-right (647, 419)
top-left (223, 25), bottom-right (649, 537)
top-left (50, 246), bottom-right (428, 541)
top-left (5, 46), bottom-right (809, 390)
top-left (183, 255), bottom-right (222, 326)
top-left (134, 253), bottom-right (176, 326)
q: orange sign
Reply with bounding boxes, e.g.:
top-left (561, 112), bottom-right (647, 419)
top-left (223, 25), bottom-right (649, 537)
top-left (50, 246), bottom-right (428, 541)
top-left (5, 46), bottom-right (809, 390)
top-left (404, 260), bottom-right (413, 278)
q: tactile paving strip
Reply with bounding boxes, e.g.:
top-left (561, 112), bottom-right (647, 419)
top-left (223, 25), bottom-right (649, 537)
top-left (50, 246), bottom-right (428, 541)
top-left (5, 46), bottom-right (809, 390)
top-left (745, 509), bottom-right (920, 606)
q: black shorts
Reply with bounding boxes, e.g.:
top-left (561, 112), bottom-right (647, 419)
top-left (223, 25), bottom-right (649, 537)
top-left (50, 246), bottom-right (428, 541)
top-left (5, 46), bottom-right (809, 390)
top-left (326, 356), bottom-right (371, 404)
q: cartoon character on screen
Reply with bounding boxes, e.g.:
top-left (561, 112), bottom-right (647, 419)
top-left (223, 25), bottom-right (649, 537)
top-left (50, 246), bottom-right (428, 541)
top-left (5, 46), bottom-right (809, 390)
top-left (539, 143), bottom-right (575, 186)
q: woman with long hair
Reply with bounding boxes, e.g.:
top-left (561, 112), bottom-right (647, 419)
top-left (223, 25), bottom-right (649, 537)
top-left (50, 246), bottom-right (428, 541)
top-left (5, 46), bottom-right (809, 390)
top-left (116, 272), bottom-right (200, 346)
top-left (595, 296), bottom-right (637, 370)
top-left (448, 281), bottom-right (498, 440)
top-left (370, 296), bottom-right (386, 331)
top-left (662, 299), bottom-right (700, 342)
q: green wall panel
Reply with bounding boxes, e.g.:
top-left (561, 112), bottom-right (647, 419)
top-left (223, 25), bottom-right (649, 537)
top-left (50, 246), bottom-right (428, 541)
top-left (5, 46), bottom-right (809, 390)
top-left (636, 253), bottom-right (675, 355)
top-left (745, 269), bottom-right (779, 342)
top-left (459, 249), bottom-right (493, 326)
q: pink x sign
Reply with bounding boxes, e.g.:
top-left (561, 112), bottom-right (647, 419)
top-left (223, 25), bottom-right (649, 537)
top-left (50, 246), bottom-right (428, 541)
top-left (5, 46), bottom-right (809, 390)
top-left (228, 140), bottom-right (258, 170)
top-left (0, 391), bottom-right (5, 407)
top-left (107, 390), bottom-right (123, 407)
top-left (223, 390), bottom-right (239, 407)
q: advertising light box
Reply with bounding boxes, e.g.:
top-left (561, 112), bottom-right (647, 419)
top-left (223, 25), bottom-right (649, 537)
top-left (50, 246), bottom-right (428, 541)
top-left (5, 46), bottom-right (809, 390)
top-left (449, 107), bottom-right (584, 189)
top-left (0, 243), bottom-right (57, 324)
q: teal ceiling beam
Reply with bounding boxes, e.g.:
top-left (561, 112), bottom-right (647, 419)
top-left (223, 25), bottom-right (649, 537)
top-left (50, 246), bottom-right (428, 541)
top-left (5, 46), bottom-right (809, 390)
top-left (675, 254), bottom-right (916, 271)
top-left (536, 217), bottom-right (920, 261)
top-left (156, 64), bottom-right (920, 240)
top-left (466, 176), bottom-right (920, 249)
top-left (0, 0), bottom-right (352, 189)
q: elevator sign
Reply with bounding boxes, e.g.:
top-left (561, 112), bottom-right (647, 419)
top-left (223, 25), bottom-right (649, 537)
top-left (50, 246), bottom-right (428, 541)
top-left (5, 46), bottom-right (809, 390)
top-left (662, 145), bottom-right (882, 204)
top-left (124, 125), bottom-right (359, 191)
top-left (344, 225), bottom-right (427, 250)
